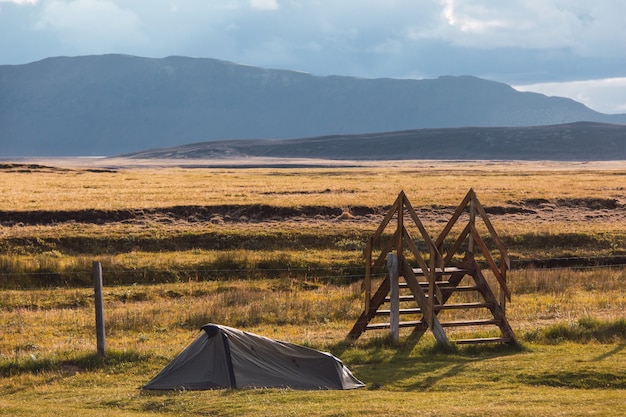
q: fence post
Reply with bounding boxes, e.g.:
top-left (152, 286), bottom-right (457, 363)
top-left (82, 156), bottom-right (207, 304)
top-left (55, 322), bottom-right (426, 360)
top-left (387, 253), bottom-right (399, 342)
top-left (93, 261), bottom-right (106, 357)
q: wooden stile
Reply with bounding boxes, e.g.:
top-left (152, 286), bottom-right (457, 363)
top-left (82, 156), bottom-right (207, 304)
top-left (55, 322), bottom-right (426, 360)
top-left (346, 190), bottom-right (516, 346)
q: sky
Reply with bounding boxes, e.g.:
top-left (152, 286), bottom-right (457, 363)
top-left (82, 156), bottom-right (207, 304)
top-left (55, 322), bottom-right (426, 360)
top-left (1, 0), bottom-right (625, 114)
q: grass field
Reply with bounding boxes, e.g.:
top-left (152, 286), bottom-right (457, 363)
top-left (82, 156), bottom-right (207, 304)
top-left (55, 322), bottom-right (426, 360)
top-left (1, 159), bottom-right (625, 416)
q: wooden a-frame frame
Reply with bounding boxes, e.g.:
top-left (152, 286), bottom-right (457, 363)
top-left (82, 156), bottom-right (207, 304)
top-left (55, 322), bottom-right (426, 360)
top-left (346, 189), bottom-right (516, 345)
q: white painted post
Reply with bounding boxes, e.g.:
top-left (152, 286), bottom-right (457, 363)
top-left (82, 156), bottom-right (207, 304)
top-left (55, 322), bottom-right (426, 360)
top-left (387, 253), bottom-right (399, 342)
top-left (93, 261), bottom-right (106, 357)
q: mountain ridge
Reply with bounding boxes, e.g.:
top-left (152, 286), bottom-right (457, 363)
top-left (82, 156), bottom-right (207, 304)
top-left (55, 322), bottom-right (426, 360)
top-left (1, 54), bottom-right (625, 157)
top-left (122, 121), bottom-right (626, 161)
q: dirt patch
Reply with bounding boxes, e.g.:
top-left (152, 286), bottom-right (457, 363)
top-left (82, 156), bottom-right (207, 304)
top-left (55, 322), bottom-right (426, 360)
top-left (517, 197), bottom-right (623, 210)
top-left (0, 163), bottom-right (116, 174)
top-left (0, 197), bottom-right (624, 227)
top-left (0, 163), bottom-right (70, 173)
top-left (0, 205), bottom-right (373, 226)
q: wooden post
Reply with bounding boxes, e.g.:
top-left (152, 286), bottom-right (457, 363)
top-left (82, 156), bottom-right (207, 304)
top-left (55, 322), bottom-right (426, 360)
top-left (397, 196), bottom-right (404, 258)
top-left (500, 258), bottom-right (507, 312)
top-left (387, 254), bottom-right (399, 342)
top-left (93, 261), bottom-right (106, 357)
top-left (468, 195), bottom-right (476, 258)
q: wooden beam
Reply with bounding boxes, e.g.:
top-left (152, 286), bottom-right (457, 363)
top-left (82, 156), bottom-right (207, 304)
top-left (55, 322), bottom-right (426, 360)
top-left (443, 222), bottom-right (471, 266)
top-left (470, 224), bottom-right (511, 301)
top-left (402, 228), bottom-right (443, 303)
top-left (472, 195), bottom-right (511, 270)
top-left (371, 192), bottom-right (401, 244)
top-left (435, 189), bottom-right (473, 248)
top-left (388, 254), bottom-right (399, 342)
top-left (346, 275), bottom-right (391, 341)
top-left (403, 195), bottom-right (442, 264)
top-left (473, 265), bottom-right (517, 344)
top-left (400, 259), bottom-right (449, 345)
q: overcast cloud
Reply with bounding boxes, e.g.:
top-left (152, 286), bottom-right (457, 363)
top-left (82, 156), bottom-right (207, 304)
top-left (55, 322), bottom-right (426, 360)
top-left (1, 0), bottom-right (625, 113)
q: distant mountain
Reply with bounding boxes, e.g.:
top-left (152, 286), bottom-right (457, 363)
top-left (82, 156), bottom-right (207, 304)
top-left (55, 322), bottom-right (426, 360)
top-left (1, 54), bottom-right (625, 157)
top-left (122, 122), bottom-right (626, 161)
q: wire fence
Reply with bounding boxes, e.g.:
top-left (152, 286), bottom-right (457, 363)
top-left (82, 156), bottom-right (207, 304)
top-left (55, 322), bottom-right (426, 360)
top-left (1, 255), bottom-right (625, 291)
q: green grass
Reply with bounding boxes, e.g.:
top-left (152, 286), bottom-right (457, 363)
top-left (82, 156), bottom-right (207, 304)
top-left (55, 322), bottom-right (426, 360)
top-left (1, 337), bottom-right (624, 416)
top-left (1, 273), bottom-right (625, 416)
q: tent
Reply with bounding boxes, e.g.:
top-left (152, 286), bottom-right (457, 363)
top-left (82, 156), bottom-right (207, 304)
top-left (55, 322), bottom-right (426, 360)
top-left (143, 323), bottom-right (364, 390)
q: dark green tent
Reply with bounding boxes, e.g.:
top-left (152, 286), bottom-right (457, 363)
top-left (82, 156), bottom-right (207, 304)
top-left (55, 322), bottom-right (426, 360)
top-left (143, 324), bottom-right (364, 390)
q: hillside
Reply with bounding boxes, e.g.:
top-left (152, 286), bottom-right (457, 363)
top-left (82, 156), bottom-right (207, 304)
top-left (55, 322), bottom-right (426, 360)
top-left (123, 122), bottom-right (626, 161)
top-left (1, 54), bottom-right (626, 157)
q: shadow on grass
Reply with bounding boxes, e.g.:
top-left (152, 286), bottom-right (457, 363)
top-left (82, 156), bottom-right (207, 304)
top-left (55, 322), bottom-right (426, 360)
top-left (592, 343), bottom-right (625, 362)
top-left (517, 369), bottom-right (626, 389)
top-left (332, 335), bottom-right (524, 391)
top-left (522, 317), bottom-right (626, 344)
top-left (0, 349), bottom-right (150, 377)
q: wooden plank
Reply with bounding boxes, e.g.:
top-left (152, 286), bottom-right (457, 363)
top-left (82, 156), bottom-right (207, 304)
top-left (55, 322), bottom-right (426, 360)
top-left (384, 295), bottom-right (421, 302)
top-left (470, 223), bottom-right (511, 300)
top-left (388, 254), bottom-right (399, 341)
top-left (435, 189), bottom-right (473, 247)
top-left (412, 267), bottom-right (472, 276)
top-left (443, 285), bottom-right (481, 292)
top-left (371, 193), bottom-right (401, 244)
top-left (400, 259), bottom-right (449, 345)
top-left (435, 302), bottom-right (492, 310)
top-left (375, 308), bottom-right (423, 316)
top-left (409, 268), bottom-right (467, 341)
top-left (443, 222), bottom-right (471, 266)
top-left (440, 319), bottom-right (500, 327)
top-left (473, 265), bottom-right (517, 344)
top-left (455, 337), bottom-right (513, 345)
top-left (346, 275), bottom-right (391, 341)
top-left (472, 195), bottom-right (511, 270)
top-left (402, 227), bottom-right (431, 278)
top-left (403, 194), bottom-right (441, 263)
top-left (402, 283), bottom-right (480, 292)
top-left (365, 320), bottom-right (424, 331)
top-left (370, 228), bottom-right (400, 273)
top-left (402, 227), bottom-right (444, 303)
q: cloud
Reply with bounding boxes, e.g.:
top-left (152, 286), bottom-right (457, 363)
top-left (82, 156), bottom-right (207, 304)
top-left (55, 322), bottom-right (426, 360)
top-left (431, 0), bottom-right (626, 55)
top-left (249, 0), bottom-right (279, 11)
top-left (514, 77), bottom-right (626, 114)
top-left (1, 0), bottom-right (624, 91)
top-left (35, 0), bottom-right (146, 53)
top-left (0, 0), bottom-right (38, 4)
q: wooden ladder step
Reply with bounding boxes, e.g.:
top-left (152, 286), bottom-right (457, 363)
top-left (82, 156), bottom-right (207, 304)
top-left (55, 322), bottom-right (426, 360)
top-left (375, 308), bottom-right (422, 316)
top-left (436, 302), bottom-right (492, 310)
top-left (378, 301), bottom-right (492, 309)
top-left (365, 321), bottom-right (422, 331)
top-left (447, 285), bottom-right (481, 292)
top-left (384, 295), bottom-right (420, 302)
top-left (366, 318), bottom-right (502, 331)
top-left (454, 337), bottom-right (513, 345)
top-left (398, 282), bottom-right (481, 292)
top-left (440, 319), bottom-right (501, 328)
top-left (412, 267), bottom-right (472, 276)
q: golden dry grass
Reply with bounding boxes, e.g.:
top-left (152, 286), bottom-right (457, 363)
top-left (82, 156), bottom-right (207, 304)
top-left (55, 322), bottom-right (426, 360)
top-left (1, 159), bottom-right (626, 416)
top-left (1, 160), bottom-right (625, 211)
